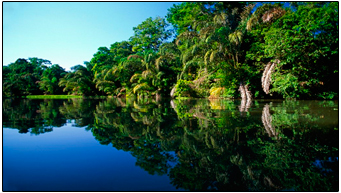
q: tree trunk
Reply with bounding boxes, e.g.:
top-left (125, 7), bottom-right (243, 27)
top-left (238, 83), bottom-right (246, 100)
top-left (261, 59), bottom-right (279, 94)
top-left (238, 82), bottom-right (252, 112)
top-left (238, 82), bottom-right (252, 101)
top-left (170, 87), bottom-right (176, 98)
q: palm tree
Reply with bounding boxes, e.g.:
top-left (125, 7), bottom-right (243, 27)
top-left (245, 3), bottom-right (286, 96)
top-left (93, 65), bottom-right (121, 96)
top-left (246, 3), bottom-right (286, 31)
top-left (129, 51), bottom-right (165, 100)
top-left (59, 65), bottom-right (96, 95)
top-left (173, 2), bottom-right (257, 99)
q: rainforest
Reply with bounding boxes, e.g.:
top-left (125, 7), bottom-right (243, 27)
top-left (3, 2), bottom-right (339, 100)
top-left (3, 2), bottom-right (339, 191)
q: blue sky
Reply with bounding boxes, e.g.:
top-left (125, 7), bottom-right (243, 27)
top-left (3, 2), bottom-right (179, 71)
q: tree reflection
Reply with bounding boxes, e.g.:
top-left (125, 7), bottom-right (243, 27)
top-left (90, 98), bottom-right (337, 191)
top-left (262, 104), bottom-right (278, 139)
top-left (3, 99), bottom-right (55, 134)
top-left (3, 98), bottom-right (338, 191)
top-left (58, 98), bottom-right (99, 129)
top-left (39, 100), bottom-right (67, 127)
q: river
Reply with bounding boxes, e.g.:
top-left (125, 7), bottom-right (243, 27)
top-left (3, 98), bottom-right (339, 191)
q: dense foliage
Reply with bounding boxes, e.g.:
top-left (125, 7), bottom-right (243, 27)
top-left (3, 2), bottom-right (338, 99)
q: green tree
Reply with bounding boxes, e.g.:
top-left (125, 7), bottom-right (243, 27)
top-left (169, 2), bottom-right (256, 98)
top-left (59, 63), bottom-right (97, 96)
top-left (166, 2), bottom-right (213, 35)
top-left (3, 58), bottom-right (51, 97)
top-left (91, 41), bottom-right (134, 96)
top-left (90, 47), bottom-right (115, 73)
top-left (129, 17), bottom-right (172, 52)
top-left (38, 64), bottom-right (67, 94)
top-left (247, 2), bottom-right (338, 99)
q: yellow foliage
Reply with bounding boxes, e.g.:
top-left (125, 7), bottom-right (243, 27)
top-left (142, 70), bottom-right (153, 79)
top-left (209, 99), bottom-right (224, 110)
top-left (209, 87), bottom-right (225, 98)
top-left (204, 50), bottom-right (211, 65)
top-left (133, 101), bottom-right (148, 112)
top-left (130, 74), bottom-right (141, 83)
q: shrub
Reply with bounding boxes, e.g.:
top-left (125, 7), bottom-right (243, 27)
top-left (174, 79), bottom-right (195, 98)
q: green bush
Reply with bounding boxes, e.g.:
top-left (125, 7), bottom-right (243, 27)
top-left (174, 79), bottom-right (195, 98)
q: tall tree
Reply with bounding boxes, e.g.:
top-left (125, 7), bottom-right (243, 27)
top-left (169, 2), bottom-right (256, 98)
top-left (247, 2), bottom-right (338, 99)
top-left (59, 63), bottom-right (97, 96)
top-left (3, 58), bottom-right (50, 97)
top-left (91, 41), bottom-right (134, 96)
top-left (129, 17), bottom-right (172, 52)
top-left (38, 64), bottom-right (67, 94)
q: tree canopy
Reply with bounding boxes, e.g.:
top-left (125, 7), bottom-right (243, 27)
top-left (3, 2), bottom-right (338, 100)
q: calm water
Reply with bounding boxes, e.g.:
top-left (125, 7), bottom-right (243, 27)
top-left (3, 98), bottom-right (339, 191)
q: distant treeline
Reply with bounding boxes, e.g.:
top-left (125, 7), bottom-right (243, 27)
top-left (3, 2), bottom-right (338, 99)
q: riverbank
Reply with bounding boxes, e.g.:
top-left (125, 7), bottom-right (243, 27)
top-left (26, 95), bottom-right (83, 99)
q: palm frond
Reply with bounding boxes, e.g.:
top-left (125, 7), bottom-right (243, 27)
top-left (156, 71), bottom-right (165, 78)
top-left (240, 3), bottom-right (256, 22)
top-left (229, 30), bottom-right (243, 45)
top-left (210, 50), bottom-right (218, 63)
top-left (155, 57), bottom-right (162, 71)
top-left (127, 54), bottom-right (143, 60)
top-left (182, 51), bottom-right (192, 64)
top-left (179, 60), bottom-right (197, 79)
top-left (177, 31), bottom-right (198, 41)
top-left (192, 45), bottom-right (200, 55)
top-left (133, 82), bottom-right (150, 94)
top-left (130, 73), bottom-right (142, 83)
top-left (204, 50), bottom-right (212, 65)
top-left (246, 16), bottom-right (258, 31)
top-left (142, 70), bottom-right (154, 79)
top-left (262, 7), bottom-right (286, 23)
top-left (213, 13), bottom-right (229, 25)
top-left (109, 66), bottom-right (119, 76)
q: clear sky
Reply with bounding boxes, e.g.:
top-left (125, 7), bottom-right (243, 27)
top-left (3, 2), bottom-right (179, 71)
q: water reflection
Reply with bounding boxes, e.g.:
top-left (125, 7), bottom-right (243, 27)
top-left (262, 104), bottom-right (278, 139)
top-left (3, 98), bottom-right (338, 191)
